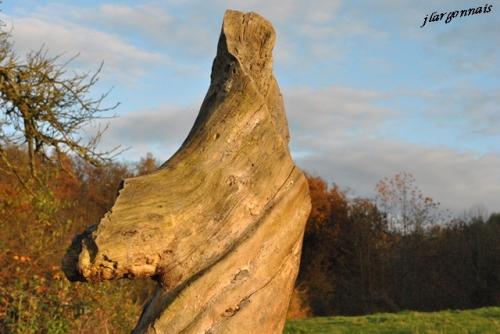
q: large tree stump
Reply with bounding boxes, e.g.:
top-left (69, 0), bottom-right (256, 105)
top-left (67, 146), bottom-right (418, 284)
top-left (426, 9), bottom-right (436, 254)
top-left (63, 9), bottom-right (311, 334)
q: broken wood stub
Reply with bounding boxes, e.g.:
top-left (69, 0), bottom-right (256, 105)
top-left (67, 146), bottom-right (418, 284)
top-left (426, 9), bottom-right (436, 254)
top-left (63, 9), bottom-right (311, 334)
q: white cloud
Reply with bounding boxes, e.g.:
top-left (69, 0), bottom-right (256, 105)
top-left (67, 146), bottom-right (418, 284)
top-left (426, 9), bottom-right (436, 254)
top-left (52, 3), bottom-right (216, 57)
top-left (2, 13), bottom-right (166, 80)
top-left (285, 86), bottom-right (395, 147)
top-left (282, 86), bottom-right (500, 214)
top-left (427, 8), bottom-right (500, 74)
top-left (95, 3), bottom-right (174, 33)
top-left (420, 86), bottom-right (500, 139)
top-left (94, 105), bottom-right (198, 162)
top-left (297, 138), bottom-right (500, 215)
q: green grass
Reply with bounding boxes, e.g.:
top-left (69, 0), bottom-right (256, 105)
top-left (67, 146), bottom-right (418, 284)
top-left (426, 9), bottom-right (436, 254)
top-left (284, 307), bottom-right (500, 334)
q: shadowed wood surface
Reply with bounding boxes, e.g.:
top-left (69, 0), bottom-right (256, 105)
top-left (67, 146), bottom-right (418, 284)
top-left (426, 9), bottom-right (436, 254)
top-left (63, 9), bottom-right (311, 334)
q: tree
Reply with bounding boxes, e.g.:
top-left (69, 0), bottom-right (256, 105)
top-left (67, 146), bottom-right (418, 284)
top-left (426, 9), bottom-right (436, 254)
top-left (376, 172), bottom-right (445, 308)
top-left (296, 175), bottom-right (347, 315)
top-left (332, 198), bottom-right (394, 314)
top-left (135, 152), bottom-right (158, 176)
top-left (375, 171), bottom-right (441, 234)
top-left (0, 19), bottom-right (120, 191)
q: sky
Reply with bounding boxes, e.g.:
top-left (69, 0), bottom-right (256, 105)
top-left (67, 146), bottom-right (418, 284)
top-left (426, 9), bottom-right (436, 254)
top-left (1, 0), bottom-right (499, 215)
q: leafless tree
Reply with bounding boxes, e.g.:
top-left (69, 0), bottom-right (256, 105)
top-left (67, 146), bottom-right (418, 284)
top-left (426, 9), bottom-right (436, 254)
top-left (0, 21), bottom-right (121, 191)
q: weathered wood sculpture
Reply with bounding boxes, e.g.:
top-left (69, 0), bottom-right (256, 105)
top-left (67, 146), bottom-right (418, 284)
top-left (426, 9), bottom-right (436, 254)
top-left (63, 9), bottom-right (311, 334)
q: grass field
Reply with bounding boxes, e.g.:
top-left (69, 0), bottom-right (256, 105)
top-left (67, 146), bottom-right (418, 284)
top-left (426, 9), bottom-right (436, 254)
top-left (284, 307), bottom-right (500, 334)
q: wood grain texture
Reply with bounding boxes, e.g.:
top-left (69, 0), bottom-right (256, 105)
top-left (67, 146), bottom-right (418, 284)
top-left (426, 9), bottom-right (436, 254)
top-left (63, 9), bottom-right (311, 334)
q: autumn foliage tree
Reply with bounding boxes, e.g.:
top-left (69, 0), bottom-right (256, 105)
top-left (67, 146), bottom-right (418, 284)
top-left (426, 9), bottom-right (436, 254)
top-left (295, 176), bottom-right (347, 315)
top-left (375, 172), bottom-right (441, 234)
top-left (135, 152), bottom-right (159, 176)
top-left (0, 146), bottom-right (148, 333)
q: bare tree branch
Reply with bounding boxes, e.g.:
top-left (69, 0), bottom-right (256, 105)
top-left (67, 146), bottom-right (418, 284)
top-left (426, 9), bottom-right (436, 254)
top-left (0, 22), bottom-right (123, 191)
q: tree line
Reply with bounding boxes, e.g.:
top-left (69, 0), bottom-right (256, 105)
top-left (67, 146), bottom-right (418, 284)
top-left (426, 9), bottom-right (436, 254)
top-left (289, 174), bottom-right (500, 317)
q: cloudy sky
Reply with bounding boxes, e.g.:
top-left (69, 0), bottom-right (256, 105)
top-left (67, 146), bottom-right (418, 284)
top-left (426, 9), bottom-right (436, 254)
top-left (2, 0), bottom-right (499, 214)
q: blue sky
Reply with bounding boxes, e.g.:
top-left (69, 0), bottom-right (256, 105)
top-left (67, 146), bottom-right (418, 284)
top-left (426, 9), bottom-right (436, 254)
top-left (1, 1), bottom-right (499, 214)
